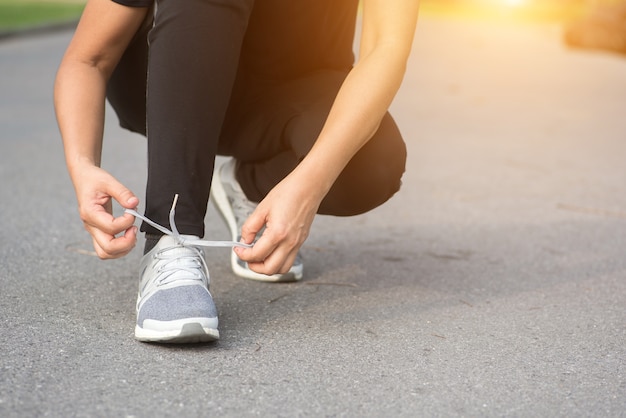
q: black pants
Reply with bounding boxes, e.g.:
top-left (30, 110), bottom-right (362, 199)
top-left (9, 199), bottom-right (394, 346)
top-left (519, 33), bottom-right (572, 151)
top-left (107, 0), bottom-right (407, 237)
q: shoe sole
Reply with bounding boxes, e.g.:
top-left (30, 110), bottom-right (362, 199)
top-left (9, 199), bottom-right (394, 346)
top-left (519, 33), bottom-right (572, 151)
top-left (210, 162), bottom-right (302, 282)
top-left (135, 319), bottom-right (219, 343)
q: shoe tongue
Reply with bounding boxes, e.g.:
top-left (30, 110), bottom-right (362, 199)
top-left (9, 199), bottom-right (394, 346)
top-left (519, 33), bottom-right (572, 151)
top-left (158, 234), bottom-right (198, 245)
top-left (166, 245), bottom-right (197, 258)
top-left (159, 235), bottom-right (202, 257)
top-left (160, 236), bottom-right (205, 274)
top-left (179, 234), bottom-right (200, 241)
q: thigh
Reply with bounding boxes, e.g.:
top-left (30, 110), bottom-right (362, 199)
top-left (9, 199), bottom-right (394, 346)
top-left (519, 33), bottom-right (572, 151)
top-left (222, 69), bottom-right (407, 216)
top-left (219, 70), bottom-right (348, 161)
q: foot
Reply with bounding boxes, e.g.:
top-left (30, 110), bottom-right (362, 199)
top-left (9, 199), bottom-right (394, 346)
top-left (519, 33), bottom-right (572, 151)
top-left (210, 158), bottom-right (303, 282)
top-left (135, 235), bottom-right (219, 343)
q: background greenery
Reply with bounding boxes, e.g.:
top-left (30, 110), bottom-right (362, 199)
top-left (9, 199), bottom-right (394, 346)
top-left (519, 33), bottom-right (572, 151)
top-left (0, 0), bottom-right (85, 31)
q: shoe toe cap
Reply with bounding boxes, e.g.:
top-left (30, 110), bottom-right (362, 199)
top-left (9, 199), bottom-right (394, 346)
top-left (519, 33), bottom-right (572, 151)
top-left (137, 285), bottom-right (217, 326)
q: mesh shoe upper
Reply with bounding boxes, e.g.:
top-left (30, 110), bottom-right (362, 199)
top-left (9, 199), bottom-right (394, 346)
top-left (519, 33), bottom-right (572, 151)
top-left (135, 235), bottom-right (219, 342)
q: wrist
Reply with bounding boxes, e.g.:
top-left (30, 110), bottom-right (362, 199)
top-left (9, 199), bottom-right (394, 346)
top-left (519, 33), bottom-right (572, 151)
top-left (66, 154), bottom-right (99, 175)
top-left (291, 154), bottom-right (344, 201)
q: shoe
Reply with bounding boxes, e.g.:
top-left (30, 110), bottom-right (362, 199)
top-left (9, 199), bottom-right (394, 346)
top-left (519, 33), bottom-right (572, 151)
top-left (210, 158), bottom-right (303, 282)
top-left (135, 235), bottom-right (219, 343)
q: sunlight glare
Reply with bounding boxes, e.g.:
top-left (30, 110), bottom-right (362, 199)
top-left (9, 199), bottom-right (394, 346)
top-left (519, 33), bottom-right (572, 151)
top-left (504, 0), bottom-right (526, 7)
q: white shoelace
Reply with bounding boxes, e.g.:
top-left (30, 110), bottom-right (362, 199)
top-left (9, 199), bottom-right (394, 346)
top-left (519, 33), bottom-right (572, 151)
top-left (125, 194), bottom-right (253, 249)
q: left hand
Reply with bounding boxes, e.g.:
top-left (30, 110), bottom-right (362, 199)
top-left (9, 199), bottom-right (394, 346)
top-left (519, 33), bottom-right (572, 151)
top-left (233, 172), bottom-right (322, 275)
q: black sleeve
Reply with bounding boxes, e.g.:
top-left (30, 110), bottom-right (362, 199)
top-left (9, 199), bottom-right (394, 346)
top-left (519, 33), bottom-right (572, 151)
top-left (111, 0), bottom-right (153, 7)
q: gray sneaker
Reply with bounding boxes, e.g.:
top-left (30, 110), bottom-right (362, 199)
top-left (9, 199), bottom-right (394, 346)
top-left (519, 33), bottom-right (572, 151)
top-left (210, 158), bottom-right (303, 282)
top-left (135, 235), bottom-right (219, 343)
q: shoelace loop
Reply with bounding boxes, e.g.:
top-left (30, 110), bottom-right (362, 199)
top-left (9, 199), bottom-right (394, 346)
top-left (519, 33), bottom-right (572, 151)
top-left (153, 247), bottom-right (205, 286)
top-left (125, 194), bottom-right (253, 249)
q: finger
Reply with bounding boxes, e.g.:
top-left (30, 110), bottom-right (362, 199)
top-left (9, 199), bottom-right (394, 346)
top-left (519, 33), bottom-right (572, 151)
top-left (83, 206), bottom-right (137, 236)
top-left (234, 235), bottom-right (276, 265)
top-left (89, 225), bottom-right (138, 259)
top-left (240, 207), bottom-right (266, 245)
top-left (236, 220), bottom-right (289, 263)
top-left (104, 178), bottom-right (139, 209)
top-left (267, 241), bottom-right (300, 275)
top-left (246, 244), bottom-right (298, 276)
top-left (246, 255), bottom-right (285, 276)
top-left (247, 256), bottom-right (291, 276)
top-left (238, 230), bottom-right (300, 275)
top-left (278, 250), bottom-right (299, 274)
top-left (89, 225), bottom-right (137, 259)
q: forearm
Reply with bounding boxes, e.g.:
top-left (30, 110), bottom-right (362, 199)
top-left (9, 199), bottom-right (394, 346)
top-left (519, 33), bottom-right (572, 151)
top-left (54, 60), bottom-right (108, 178)
top-left (293, 45), bottom-right (409, 199)
top-left (54, 0), bottom-right (148, 180)
top-left (288, 0), bottom-right (418, 202)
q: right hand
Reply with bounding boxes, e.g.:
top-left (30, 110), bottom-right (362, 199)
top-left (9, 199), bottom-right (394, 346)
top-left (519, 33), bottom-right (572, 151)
top-left (234, 169), bottom-right (322, 276)
top-left (72, 164), bottom-right (140, 259)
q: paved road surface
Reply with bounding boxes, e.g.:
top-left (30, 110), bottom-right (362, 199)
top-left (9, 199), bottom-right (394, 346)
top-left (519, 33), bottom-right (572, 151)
top-left (1, 17), bottom-right (625, 417)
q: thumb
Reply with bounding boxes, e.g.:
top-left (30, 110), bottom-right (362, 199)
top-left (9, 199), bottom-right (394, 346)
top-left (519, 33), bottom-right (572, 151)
top-left (105, 178), bottom-right (139, 209)
top-left (240, 208), bottom-right (266, 244)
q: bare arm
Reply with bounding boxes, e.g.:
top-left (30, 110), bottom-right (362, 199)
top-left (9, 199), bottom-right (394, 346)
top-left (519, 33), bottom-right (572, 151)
top-left (236, 0), bottom-right (420, 274)
top-left (289, 0), bottom-right (419, 199)
top-left (54, 0), bottom-right (148, 258)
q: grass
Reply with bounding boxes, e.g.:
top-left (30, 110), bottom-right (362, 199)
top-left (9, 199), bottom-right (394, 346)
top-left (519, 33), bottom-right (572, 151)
top-left (0, 0), bottom-right (85, 31)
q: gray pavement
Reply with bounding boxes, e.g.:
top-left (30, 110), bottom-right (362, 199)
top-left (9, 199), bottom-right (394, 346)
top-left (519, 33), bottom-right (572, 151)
top-left (1, 16), bottom-right (625, 417)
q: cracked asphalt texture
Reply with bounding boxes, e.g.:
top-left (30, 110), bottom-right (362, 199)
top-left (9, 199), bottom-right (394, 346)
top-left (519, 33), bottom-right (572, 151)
top-left (1, 16), bottom-right (625, 417)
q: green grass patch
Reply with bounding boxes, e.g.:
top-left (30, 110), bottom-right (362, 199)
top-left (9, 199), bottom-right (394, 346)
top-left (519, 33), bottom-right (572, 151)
top-left (0, 0), bottom-right (85, 31)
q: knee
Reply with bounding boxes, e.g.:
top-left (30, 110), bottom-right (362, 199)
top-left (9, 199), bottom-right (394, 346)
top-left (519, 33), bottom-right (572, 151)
top-left (320, 119), bottom-right (407, 216)
top-left (352, 136), bottom-right (407, 214)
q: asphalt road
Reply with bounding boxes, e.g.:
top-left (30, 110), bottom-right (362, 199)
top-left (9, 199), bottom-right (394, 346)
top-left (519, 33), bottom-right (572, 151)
top-left (1, 17), bottom-right (625, 417)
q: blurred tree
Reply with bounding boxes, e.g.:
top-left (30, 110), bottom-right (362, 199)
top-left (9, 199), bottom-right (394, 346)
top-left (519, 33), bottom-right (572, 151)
top-left (564, 0), bottom-right (626, 55)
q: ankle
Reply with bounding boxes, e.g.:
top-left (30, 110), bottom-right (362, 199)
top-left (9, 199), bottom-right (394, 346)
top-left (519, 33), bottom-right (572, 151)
top-left (144, 234), bottom-right (163, 255)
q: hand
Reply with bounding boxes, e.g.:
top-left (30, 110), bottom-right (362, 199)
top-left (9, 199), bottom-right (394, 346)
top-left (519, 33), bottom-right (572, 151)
top-left (72, 164), bottom-right (140, 259)
top-left (233, 173), bottom-right (322, 275)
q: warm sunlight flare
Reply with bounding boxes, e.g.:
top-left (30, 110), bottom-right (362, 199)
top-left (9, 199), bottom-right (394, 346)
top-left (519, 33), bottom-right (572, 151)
top-left (503, 0), bottom-right (526, 6)
top-left (421, 0), bottom-right (589, 23)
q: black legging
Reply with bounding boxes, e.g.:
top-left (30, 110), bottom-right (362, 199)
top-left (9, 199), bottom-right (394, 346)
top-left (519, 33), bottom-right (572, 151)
top-left (107, 0), bottom-right (406, 238)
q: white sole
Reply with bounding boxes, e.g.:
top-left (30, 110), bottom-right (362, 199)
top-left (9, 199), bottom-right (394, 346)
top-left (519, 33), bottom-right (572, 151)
top-left (135, 318), bottom-right (219, 343)
top-left (210, 162), bottom-right (239, 246)
top-left (231, 253), bottom-right (303, 282)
